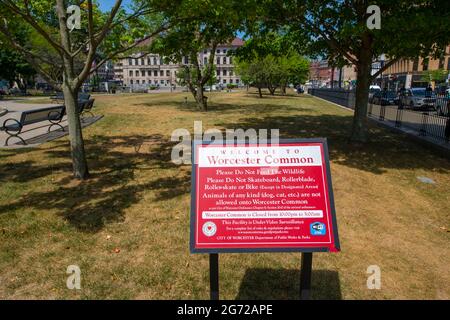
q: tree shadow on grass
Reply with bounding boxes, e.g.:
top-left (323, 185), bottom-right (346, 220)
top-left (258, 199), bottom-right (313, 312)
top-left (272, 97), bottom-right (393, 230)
top-left (139, 99), bottom-right (314, 115)
top-left (236, 268), bottom-right (341, 300)
top-left (0, 134), bottom-right (190, 232)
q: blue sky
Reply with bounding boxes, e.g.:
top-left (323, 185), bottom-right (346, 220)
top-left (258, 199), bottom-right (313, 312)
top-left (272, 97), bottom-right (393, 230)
top-left (98, 0), bottom-right (133, 12)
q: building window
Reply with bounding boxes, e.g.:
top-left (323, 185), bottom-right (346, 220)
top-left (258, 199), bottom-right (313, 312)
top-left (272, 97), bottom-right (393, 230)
top-left (184, 56), bottom-right (189, 64)
top-left (422, 58), bottom-right (429, 71)
top-left (236, 79), bottom-right (239, 84)
top-left (142, 80), bottom-right (145, 84)
top-left (141, 58), bottom-right (145, 65)
top-left (153, 57), bottom-right (157, 65)
top-left (136, 80), bottom-right (139, 84)
top-left (160, 70), bottom-right (164, 76)
top-left (230, 79), bottom-right (233, 84)
top-left (166, 70), bottom-right (170, 76)
top-left (129, 70), bottom-right (133, 77)
top-left (160, 80), bottom-right (164, 84)
top-left (136, 70), bottom-right (140, 77)
top-left (223, 57), bottom-right (227, 64)
top-left (223, 79), bottom-right (227, 84)
top-left (135, 59), bottom-right (139, 65)
top-left (223, 49), bottom-right (227, 54)
top-left (217, 57), bottom-right (220, 65)
top-left (229, 57), bottom-right (233, 64)
top-left (439, 57), bottom-right (445, 69)
top-left (204, 57), bottom-right (208, 65)
top-left (223, 69), bottom-right (227, 76)
top-left (230, 70), bottom-right (233, 76)
top-left (128, 58), bottom-right (133, 66)
top-left (412, 59), bottom-right (419, 71)
top-left (154, 70), bottom-right (158, 77)
top-left (130, 80), bottom-right (133, 84)
top-left (216, 49), bottom-right (220, 54)
top-left (147, 57), bottom-right (151, 65)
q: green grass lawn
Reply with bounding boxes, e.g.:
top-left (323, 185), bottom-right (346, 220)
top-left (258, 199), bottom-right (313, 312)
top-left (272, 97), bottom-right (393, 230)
top-left (0, 90), bottom-right (449, 299)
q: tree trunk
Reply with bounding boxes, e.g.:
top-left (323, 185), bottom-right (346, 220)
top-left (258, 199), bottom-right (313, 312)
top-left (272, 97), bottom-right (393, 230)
top-left (258, 86), bottom-right (262, 98)
top-left (281, 84), bottom-right (287, 95)
top-left (350, 39), bottom-right (372, 143)
top-left (268, 84), bottom-right (276, 95)
top-left (195, 84), bottom-right (207, 111)
top-left (63, 84), bottom-right (89, 179)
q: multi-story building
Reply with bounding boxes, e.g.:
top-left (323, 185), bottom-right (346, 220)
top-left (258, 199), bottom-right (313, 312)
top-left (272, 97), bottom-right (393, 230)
top-left (114, 37), bottom-right (244, 89)
top-left (379, 45), bottom-right (450, 89)
top-left (309, 60), bottom-right (341, 88)
top-left (310, 46), bottom-right (450, 91)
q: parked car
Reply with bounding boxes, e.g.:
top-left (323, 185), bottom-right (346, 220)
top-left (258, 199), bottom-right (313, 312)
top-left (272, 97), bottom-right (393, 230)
top-left (400, 88), bottom-right (436, 110)
top-left (372, 90), bottom-right (398, 106)
top-left (368, 85), bottom-right (381, 102)
top-left (435, 88), bottom-right (450, 117)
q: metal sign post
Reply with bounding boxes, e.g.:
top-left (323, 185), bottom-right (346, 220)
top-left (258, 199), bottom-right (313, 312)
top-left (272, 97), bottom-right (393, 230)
top-left (300, 252), bottom-right (313, 300)
top-left (191, 139), bottom-right (341, 300)
top-left (209, 253), bottom-right (219, 300)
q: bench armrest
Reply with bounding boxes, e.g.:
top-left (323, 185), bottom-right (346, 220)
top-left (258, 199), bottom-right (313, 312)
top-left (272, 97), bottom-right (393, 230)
top-left (48, 110), bottom-right (64, 123)
top-left (2, 118), bottom-right (23, 134)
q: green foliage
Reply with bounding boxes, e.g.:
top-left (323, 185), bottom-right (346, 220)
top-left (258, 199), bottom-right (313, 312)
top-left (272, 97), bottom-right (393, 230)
top-left (235, 36), bottom-right (310, 95)
top-left (146, 0), bottom-right (249, 109)
top-left (246, 0), bottom-right (450, 140)
top-left (421, 69), bottom-right (449, 84)
top-left (258, 0), bottom-right (450, 63)
top-left (0, 43), bottom-right (36, 89)
top-left (0, 0), bottom-right (164, 87)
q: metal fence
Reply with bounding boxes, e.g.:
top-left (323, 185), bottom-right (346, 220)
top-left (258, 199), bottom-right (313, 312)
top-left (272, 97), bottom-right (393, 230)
top-left (308, 88), bottom-right (450, 144)
top-left (308, 88), bottom-right (355, 109)
top-left (368, 104), bottom-right (450, 143)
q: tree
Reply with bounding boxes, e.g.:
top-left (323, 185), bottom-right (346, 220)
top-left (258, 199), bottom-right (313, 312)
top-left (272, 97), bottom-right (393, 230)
top-left (0, 16), bottom-right (36, 92)
top-left (277, 52), bottom-right (310, 94)
top-left (234, 34), bottom-right (310, 96)
top-left (235, 56), bottom-right (271, 97)
top-left (421, 69), bottom-right (449, 86)
top-left (149, 0), bottom-right (248, 111)
top-left (249, 0), bottom-right (450, 142)
top-left (0, 0), bottom-right (170, 179)
top-left (0, 47), bottom-right (36, 92)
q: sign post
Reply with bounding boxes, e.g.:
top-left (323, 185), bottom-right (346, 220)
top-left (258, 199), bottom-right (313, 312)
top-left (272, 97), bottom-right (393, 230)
top-left (209, 253), bottom-right (219, 300)
top-left (300, 252), bottom-right (313, 300)
top-left (191, 139), bottom-right (340, 299)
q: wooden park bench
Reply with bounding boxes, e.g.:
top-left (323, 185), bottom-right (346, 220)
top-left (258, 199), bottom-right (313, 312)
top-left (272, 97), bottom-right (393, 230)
top-left (1, 105), bottom-right (66, 146)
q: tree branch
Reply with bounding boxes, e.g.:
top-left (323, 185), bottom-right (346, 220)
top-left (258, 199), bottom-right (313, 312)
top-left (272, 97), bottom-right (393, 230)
top-left (1, 0), bottom-right (68, 56)
top-left (370, 57), bottom-right (401, 80)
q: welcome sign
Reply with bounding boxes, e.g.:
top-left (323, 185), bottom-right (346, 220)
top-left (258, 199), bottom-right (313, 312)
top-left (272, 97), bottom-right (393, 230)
top-left (190, 139), bottom-right (340, 253)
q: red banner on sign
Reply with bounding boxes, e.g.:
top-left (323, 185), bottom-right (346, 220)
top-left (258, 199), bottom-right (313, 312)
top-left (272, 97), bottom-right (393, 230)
top-left (190, 139), bottom-right (340, 253)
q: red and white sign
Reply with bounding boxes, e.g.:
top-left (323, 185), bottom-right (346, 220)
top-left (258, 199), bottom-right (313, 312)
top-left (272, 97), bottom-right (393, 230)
top-left (190, 139), bottom-right (340, 253)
